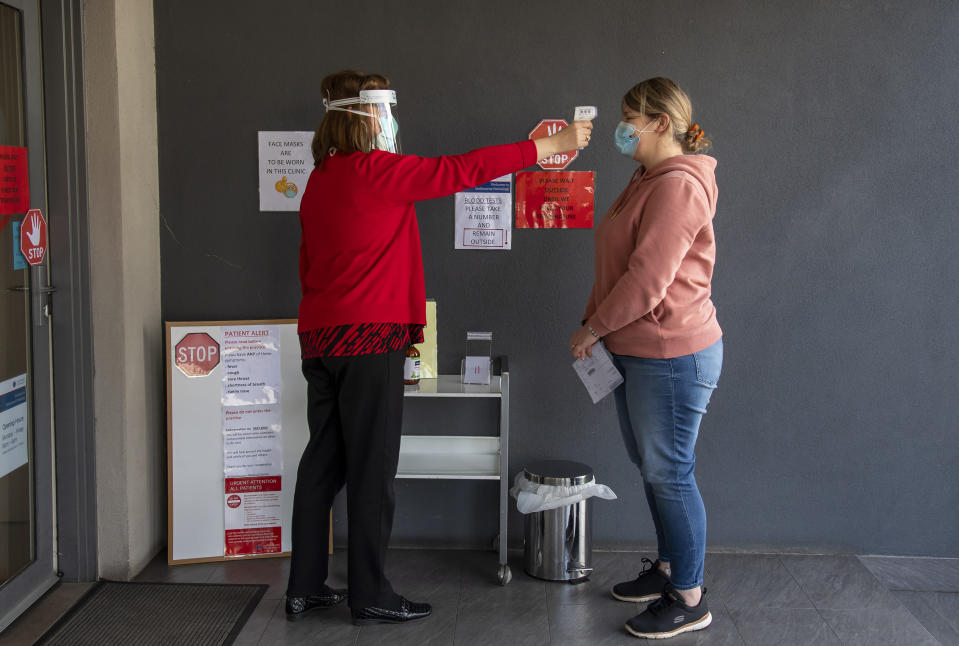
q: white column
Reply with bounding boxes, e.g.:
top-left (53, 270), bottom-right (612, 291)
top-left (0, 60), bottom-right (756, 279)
top-left (82, 0), bottom-right (163, 580)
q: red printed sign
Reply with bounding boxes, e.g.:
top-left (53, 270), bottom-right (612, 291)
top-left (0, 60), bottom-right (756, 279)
top-left (225, 527), bottom-right (282, 557)
top-left (224, 476), bottom-right (283, 557)
top-left (174, 332), bottom-right (220, 377)
top-left (515, 171), bottom-right (595, 229)
top-left (0, 146), bottom-right (29, 215)
top-left (19, 208), bottom-right (47, 266)
top-left (225, 476), bottom-right (282, 493)
top-left (529, 120), bottom-right (578, 170)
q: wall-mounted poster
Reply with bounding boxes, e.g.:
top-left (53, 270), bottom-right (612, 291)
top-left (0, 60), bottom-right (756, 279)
top-left (257, 131), bottom-right (313, 212)
top-left (454, 175), bottom-right (513, 249)
top-left (515, 171), bottom-right (595, 229)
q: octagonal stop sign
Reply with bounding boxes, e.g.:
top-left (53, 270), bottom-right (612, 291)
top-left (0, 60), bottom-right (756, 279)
top-left (175, 332), bottom-right (220, 377)
top-left (529, 119), bottom-right (578, 170)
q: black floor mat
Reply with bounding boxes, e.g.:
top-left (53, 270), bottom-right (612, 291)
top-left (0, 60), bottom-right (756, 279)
top-left (35, 580), bottom-right (267, 646)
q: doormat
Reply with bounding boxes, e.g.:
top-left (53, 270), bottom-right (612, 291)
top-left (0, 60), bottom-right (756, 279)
top-left (35, 580), bottom-right (267, 646)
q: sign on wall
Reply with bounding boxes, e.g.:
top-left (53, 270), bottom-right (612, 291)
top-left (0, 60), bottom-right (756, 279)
top-left (257, 131), bottom-right (313, 212)
top-left (0, 146), bottom-right (29, 215)
top-left (529, 120), bottom-right (578, 170)
top-left (515, 171), bottom-right (595, 229)
top-left (454, 174), bottom-right (513, 250)
top-left (19, 208), bottom-right (46, 266)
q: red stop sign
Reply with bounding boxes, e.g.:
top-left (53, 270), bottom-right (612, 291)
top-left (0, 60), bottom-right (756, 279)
top-left (174, 332), bottom-right (220, 377)
top-left (529, 119), bottom-right (578, 170)
top-left (20, 208), bottom-right (47, 266)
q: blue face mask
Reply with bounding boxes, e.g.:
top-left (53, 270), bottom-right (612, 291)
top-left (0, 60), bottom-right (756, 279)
top-left (613, 119), bottom-right (657, 157)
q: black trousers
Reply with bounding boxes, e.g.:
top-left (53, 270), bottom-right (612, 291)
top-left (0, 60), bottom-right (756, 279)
top-left (286, 349), bottom-right (405, 610)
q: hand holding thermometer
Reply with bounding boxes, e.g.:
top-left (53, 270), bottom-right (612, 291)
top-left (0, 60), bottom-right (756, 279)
top-left (573, 106), bottom-right (597, 149)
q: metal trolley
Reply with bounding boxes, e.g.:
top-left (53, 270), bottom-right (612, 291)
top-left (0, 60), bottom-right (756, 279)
top-left (399, 357), bottom-right (512, 585)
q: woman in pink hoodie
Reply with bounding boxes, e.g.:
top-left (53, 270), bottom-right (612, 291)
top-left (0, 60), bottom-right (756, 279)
top-left (569, 77), bottom-right (722, 640)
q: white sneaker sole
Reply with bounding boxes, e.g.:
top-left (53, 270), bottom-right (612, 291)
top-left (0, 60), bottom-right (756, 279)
top-left (610, 590), bottom-right (662, 603)
top-left (625, 611), bottom-right (712, 639)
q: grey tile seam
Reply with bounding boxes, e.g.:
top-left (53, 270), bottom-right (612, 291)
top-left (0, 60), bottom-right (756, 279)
top-left (451, 571), bottom-right (464, 645)
top-left (776, 554), bottom-right (819, 609)
top-left (721, 597), bottom-right (749, 646)
top-left (816, 608), bottom-right (845, 645)
top-left (254, 598), bottom-right (283, 646)
top-left (923, 593), bottom-right (959, 642)
top-left (780, 555), bottom-right (846, 644)
top-left (451, 571), bottom-right (462, 646)
top-left (544, 586), bottom-right (551, 645)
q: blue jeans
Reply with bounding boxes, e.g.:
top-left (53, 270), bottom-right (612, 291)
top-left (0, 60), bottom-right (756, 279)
top-left (612, 338), bottom-right (723, 590)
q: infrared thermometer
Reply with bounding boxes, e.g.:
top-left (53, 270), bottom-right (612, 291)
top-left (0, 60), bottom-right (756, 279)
top-left (573, 106), bottom-right (597, 122)
top-left (573, 106), bottom-right (597, 150)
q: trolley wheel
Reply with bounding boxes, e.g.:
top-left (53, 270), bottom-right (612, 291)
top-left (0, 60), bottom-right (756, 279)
top-left (497, 564), bottom-right (512, 586)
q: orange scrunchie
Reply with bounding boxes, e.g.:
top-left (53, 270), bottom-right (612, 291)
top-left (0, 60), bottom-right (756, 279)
top-left (688, 123), bottom-right (704, 142)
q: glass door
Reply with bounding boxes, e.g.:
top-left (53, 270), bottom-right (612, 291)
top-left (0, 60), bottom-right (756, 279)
top-left (0, 0), bottom-right (57, 630)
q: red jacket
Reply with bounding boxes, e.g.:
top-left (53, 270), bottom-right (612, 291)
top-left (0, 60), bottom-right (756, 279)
top-left (298, 140), bottom-right (538, 333)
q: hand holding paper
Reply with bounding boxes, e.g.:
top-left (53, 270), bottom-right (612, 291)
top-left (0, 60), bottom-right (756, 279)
top-left (572, 341), bottom-right (624, 404)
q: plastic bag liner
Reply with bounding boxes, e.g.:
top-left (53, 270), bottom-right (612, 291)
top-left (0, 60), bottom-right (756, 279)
top-left (509, 472), bottom-right (617, 514)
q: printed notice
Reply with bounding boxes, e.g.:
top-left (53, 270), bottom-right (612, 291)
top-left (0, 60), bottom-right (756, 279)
top-left (221, 326), bottom-right (281, 405)
top-left (516, 171), bottom-right (595, 229)
top-left (0, 146), bottom-right (29, 215)
top-left (455, 174), bottom-right (513, 249)
top-left (222, 405), bottom-right (282, 477)
top-left (224, 476), bottom-right (282, 557)
top-left (258, 131), bottom-right (313, 212)
top-left (572, 342), bottom-right (624, 404)
top-left (0, 374), bottom-right (28, 479)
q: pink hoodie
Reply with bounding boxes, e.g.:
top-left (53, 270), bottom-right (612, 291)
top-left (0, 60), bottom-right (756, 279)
top-left (583, 154), bottom-right (722, 359)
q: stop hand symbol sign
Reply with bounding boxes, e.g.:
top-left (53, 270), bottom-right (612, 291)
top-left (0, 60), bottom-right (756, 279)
top-left (529, 119), bottom-right (578, 170)
top-left (175, 332), bottom-right (220, 377)
top-left (19, 208), bottom-right (47, 266)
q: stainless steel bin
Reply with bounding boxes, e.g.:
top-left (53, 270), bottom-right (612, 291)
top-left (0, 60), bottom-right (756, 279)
top-left (522, 460), bottom-right (593, 582)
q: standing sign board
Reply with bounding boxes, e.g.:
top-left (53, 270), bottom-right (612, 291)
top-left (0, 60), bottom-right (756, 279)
top-left (167, 320), bottom-right (330, 564)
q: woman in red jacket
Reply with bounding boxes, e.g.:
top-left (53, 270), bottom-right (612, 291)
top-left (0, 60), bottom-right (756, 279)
top-left (286, 70), bottom-right (592, 626)
top-left (569, 77), bottom-right (721, 640)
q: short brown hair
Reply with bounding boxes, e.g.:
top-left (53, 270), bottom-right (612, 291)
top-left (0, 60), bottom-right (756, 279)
top-left (623, 77), bottom-right (711, 153)
top-left (312, 70), bottom-right (391, 165)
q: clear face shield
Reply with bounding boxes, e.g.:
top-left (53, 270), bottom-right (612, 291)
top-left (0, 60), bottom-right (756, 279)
top-left (323, 89), bottom-right (401, 154)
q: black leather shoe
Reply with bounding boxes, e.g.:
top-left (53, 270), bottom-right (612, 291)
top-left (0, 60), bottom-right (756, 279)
top-left (285, 589), bottom-right (347, 621)
top-left (351, 596), bottom-right (432, 625)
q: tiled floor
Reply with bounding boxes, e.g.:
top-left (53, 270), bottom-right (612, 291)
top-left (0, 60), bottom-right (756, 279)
top-left (3, 550), bottom-right (958, 645)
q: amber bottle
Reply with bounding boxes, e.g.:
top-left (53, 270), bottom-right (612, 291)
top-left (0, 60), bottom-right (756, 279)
top-left (403, 345), bottom-right (421, 385)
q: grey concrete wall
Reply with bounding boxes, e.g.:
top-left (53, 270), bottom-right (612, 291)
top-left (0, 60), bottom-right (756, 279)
top-left (83, 0), bottom-right (164, 579)
top-left (154, 0), bottom-right (959, 557)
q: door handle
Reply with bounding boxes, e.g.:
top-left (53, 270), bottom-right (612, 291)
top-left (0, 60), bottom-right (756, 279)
top-left (3, 285), bottom-right (56, 294)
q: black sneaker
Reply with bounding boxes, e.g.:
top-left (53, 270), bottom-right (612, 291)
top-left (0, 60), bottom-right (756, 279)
top-left (611, 558), bottom-right (671, 603)
top-left (625, 585), bottom-right (711, 639)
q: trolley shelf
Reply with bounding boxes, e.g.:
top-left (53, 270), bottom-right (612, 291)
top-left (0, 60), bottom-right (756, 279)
top-left (404, 375), bottom-right (502, 397)
top-left (398, 364), bottom-right (512, 585)
top-left (396, 435), bottom-right (500, 480)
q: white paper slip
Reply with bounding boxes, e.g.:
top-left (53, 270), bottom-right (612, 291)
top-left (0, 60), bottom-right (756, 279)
top-left (572, 341), bottom-right (624, 404)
